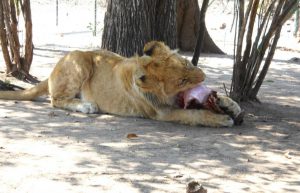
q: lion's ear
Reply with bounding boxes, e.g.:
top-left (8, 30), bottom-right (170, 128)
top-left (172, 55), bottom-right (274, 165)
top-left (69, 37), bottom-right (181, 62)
top-left (143, 41), bottom-right (170, 57)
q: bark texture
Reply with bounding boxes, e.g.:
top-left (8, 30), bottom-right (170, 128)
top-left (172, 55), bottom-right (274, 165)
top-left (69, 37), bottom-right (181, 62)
top-left (176, 0), bottom-right (200, 51)
top-left (0, 1), bottom-right (13, 73)
top-left (176, 0), bottom-right (224, 54)
top-left (102, 0), bottom-right (224, 56)
top-left (22, 0), bottom-right (34, 73)
top-left (101, 0), bottom-right (176, 57)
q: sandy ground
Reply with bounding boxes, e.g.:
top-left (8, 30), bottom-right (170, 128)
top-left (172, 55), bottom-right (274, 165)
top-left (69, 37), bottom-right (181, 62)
top-left (1, 1), bottom-right (300, 193)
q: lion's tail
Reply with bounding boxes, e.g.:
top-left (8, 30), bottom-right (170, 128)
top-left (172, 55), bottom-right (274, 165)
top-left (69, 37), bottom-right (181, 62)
top-left (0, 79), bottom-right (49, 101)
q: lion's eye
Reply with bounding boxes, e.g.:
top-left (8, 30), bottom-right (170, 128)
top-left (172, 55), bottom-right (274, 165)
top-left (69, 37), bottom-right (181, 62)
top-left (139, 75), bottom-right (146, 82)
top-left (180, 78), bottom-right (188, 85)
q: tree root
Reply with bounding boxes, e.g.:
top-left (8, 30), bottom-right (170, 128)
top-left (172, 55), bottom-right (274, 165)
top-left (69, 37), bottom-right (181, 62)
top-left (0, 79), bottom-right (24, 91)
top-left (10, 70), bottom-right (40, 84)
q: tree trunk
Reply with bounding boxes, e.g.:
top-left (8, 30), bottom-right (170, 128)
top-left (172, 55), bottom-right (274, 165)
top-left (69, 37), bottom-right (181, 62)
top-left (101, 0), bottom-right (176, 57)
top-left (2, 0), bottom-right (20, 72)
top-left (0, 1), bottom-right (13, 73)
top-left (176, 0), bottom-right (224, 54)
top-left (0, 0), bottom-right (37, 83)
top-left (102, 0), bottom-right (224, 56)
top-left (21, 0), bottom-right (34, 73)
top-left (295, 6), bottom-right (300, 41)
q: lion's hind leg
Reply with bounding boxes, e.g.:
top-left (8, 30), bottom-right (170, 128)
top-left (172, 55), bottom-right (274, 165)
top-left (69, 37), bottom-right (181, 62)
top-left (48, 67), bottom-right (98, 113)
top-left (50, 85), bottom-right (99, 114)
top-left (51, 97), bottom-right (98, 114)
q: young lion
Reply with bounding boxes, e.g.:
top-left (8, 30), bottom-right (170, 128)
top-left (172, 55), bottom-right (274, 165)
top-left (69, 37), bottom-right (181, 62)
top-left (0, 41), bottom-right (241, 127)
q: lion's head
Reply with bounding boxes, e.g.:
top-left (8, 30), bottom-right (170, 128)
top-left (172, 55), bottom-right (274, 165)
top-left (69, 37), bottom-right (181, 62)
top-left (134, 41), bottom-right (205, 103)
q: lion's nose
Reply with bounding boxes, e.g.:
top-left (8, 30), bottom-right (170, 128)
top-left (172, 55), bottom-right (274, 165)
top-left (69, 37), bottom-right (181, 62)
top-left (196, 68), bottom-right (206, 82)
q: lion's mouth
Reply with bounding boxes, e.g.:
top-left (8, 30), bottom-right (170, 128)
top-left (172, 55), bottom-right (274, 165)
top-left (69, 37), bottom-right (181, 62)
top-left (175, 84), bottom-right (225, 113)
top-left (176, 84), bottom-right (213, 109)
top-left (175, 84), bottom-right (245, 125)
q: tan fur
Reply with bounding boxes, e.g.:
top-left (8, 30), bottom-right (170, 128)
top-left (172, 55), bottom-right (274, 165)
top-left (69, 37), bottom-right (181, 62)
top-left (0, 41), bottom-right (240, 127)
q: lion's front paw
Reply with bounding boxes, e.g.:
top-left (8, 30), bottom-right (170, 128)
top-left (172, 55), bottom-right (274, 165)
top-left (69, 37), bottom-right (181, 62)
top-left (77, 102), bottom-right (99, 114)
top-left (217, 96), bottom-right (244, 125)
top-left (218, 96), bottom-right (241, 116)
top-left (203, 113), bottom-right (234, 127)
top-left (217, 115), bottom-right (234, 127)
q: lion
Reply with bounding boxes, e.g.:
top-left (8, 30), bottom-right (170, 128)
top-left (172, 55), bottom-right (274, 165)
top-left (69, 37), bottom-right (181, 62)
top-left (0, 41), bottom-right (242, 127)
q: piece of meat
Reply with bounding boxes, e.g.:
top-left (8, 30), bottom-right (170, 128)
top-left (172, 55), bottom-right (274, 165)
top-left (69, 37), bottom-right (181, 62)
top-left (176, 84), bottom-right (245, 125)
top-left (182, 84), bottom-right (212, 109)
top-left (177, 84), bottom-right (224, 114)
top-left (203, 91), bottom-right (224, 114)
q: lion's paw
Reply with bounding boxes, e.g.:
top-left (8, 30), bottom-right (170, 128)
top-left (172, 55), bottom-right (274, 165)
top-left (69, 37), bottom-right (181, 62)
top-left (77, 102), bottom-right (99, 114)
top-left (204, 114), bottom-right (234, 127)
top-left (218, 115), bottom-right (234, 127)
top-left (218, 96), bottom-right (241, 117)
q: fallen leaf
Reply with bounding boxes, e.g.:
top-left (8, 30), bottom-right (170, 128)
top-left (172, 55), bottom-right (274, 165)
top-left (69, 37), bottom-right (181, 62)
top-left (174, 174), bottom-right (183, 178)
top-left (127, 133), bottom-right (138, 139)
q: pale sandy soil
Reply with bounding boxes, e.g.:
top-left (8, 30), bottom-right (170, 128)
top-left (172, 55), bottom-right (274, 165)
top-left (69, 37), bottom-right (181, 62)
top-left (0, 1), bottom-right (300, 193)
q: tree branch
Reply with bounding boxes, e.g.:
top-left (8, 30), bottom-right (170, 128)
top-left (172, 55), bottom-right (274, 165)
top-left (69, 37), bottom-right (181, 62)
top-left (191, 0), bottom-right (210, 66)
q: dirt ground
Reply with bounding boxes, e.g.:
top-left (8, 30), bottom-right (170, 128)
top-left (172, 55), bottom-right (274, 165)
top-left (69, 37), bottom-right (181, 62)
top-left (1, 50), bottom-right (300, 193)
top-left (1, 1), bottom-right (300, 193)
